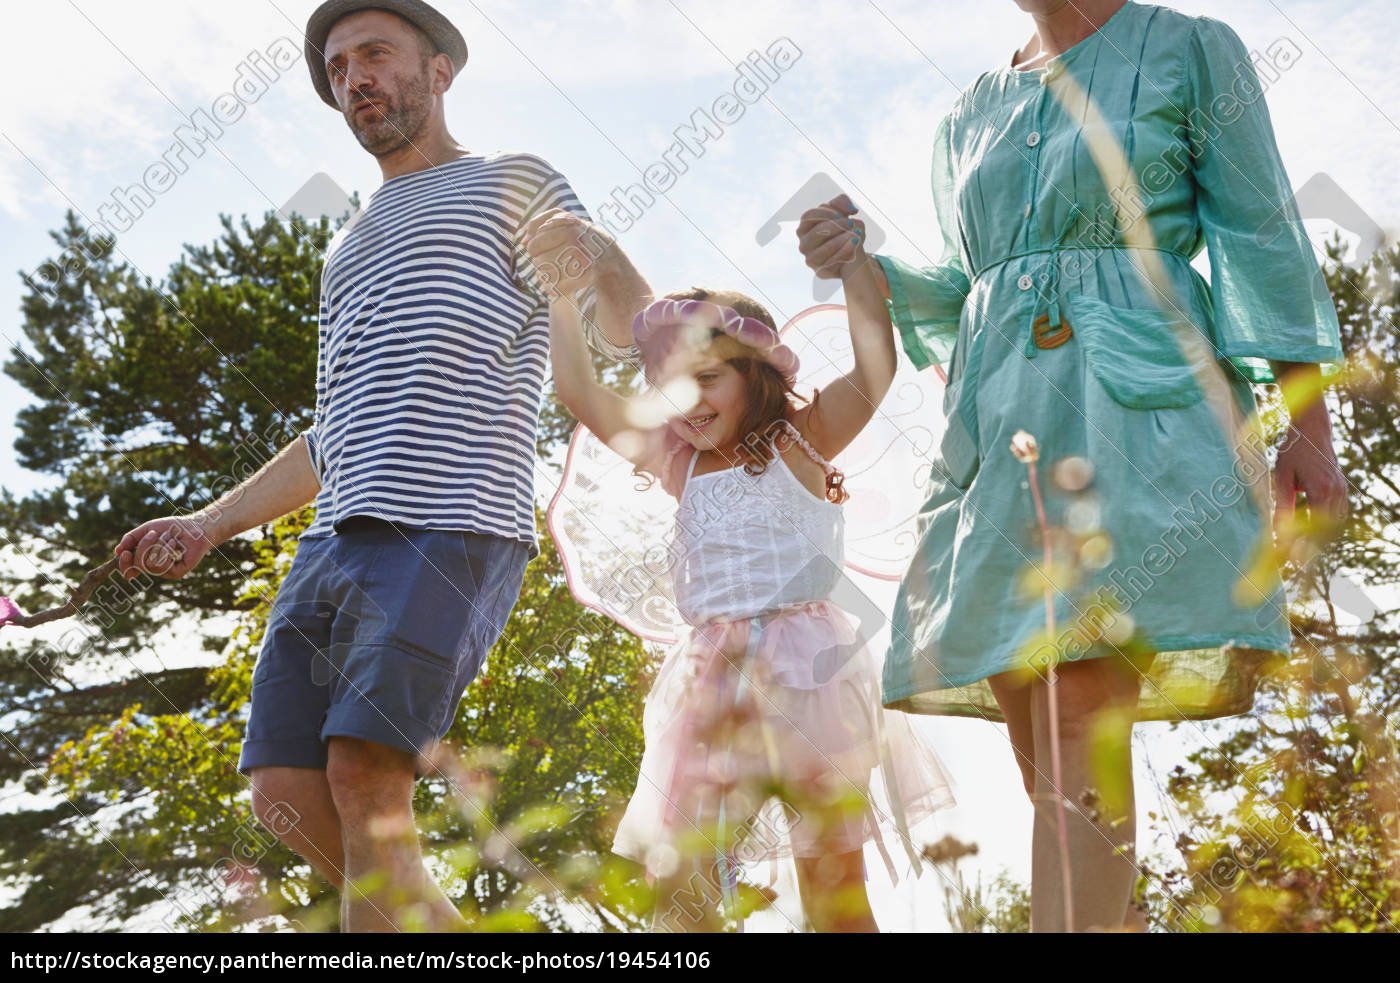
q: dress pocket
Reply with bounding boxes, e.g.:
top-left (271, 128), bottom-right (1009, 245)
top-left (935, 322), bottom-right (985, 488)
top-left (938, 396), bottom-right (979, 488)
top-left (1068, 294), bottom-right (1209, 410)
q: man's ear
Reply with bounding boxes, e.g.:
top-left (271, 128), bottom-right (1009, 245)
top-left (433, 53), bottom-right (455, 96)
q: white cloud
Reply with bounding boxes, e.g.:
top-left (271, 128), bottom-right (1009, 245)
top-left (1, 0), bottom-right (1395, 930)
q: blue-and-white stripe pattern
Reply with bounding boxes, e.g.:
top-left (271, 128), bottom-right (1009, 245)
top-left (300, 152), bottom-right (637, 558)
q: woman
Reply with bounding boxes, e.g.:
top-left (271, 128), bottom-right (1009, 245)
top-left (798, 0), bottom-right (1347, 931)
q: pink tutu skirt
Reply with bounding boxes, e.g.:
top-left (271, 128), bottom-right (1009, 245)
top-left (612, 600), bottom-right (955, 880)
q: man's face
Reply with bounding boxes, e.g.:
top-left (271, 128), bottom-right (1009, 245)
top-left (324, 10), bottom-right (440, 156)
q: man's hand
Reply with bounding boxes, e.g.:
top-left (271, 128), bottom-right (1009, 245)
top-left (522, 208), bottom-right (614, 301)
top-left (114, 514), bottom-right (220, 581)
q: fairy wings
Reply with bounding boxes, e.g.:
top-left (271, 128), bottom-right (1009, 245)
top-left (546, 304), bottom-right (948, 646)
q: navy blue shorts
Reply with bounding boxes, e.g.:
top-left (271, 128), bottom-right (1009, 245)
top-left (237, 516), bottom-right (529, 774)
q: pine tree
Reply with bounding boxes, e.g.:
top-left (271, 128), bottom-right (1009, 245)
top-left (0, 207), bottom-right (654, 931)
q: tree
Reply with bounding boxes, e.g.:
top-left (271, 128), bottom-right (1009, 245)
top-left (1140, 241), bottom-right (1400, 932)
top-left (0, 207), bottom-right (331, 793)
top-left (0, 208), bottom-right (655, 930)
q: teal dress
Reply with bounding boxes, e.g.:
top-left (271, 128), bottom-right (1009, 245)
top-left (877, 2), bottom-right (1343, 721)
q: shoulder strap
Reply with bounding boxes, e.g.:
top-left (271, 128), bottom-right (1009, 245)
top-left (773, 419), bottom-right (836, 475)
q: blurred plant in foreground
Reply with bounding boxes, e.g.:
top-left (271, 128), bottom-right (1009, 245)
top-left (1138, 241), bottom-right (1400, 932)
top-left (36, 508), bottom-right (659, 931)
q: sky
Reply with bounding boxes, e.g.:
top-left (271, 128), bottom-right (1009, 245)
top-left (1, 0), bottom-right (1397, 932)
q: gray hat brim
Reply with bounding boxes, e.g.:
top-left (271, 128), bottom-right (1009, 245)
top-left (305, 0), bottom-right (468, 109)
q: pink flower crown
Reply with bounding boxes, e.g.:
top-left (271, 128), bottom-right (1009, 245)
top-left (631, 298), bottom-right (800, 384)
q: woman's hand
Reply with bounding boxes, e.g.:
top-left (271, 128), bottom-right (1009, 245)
top-left (796, 194), bottom-right (889, 296)
top-left (794, 195), bottom-right (862, 277)
top-left (1271, 362), bottom-right (1348, 552)
top-left (1275, 399), bottom-right (1348, 539)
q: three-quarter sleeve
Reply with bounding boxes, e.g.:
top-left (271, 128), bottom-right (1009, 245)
top-left (873, 114), bottom-right (971, 371)
top-left (301, 426), bottom-right (324, 484)
top-left (1185, 17), bottom-right (1343, 381)
top-left (575, 283), bottom-right (643, 367)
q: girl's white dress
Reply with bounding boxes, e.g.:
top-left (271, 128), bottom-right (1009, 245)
top-left (612, 429), bottom-right (955, 879)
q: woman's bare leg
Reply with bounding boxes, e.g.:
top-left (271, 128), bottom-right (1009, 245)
top-left (988, 672), bottom-right (1037, 800)
top-left (1028, 656), bottom-right (1142, 932)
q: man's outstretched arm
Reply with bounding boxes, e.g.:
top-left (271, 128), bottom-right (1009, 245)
top-left (114, 435), bottom-right (322, 580)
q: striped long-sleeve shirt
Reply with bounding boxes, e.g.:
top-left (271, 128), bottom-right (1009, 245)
top-left (299, 152), bottom-right (638, 558)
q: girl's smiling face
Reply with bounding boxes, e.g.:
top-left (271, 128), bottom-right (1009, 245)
top-left (667, 353), bottom-right (750, 455)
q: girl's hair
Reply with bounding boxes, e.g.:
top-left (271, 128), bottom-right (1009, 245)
top-left (632, 286), bottom-right (848, 504)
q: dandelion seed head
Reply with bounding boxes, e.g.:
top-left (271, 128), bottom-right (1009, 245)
top-left (919, 833), bottom-right (980, 866)
top-left (1104, 612), bottom-right (1135, 645)
top-left (1010, 429), bottom-right (1040, 463)
top-left (1080, 532), bottom-right (1113, 568)
top-left (627, 376), bottom-right (701, 430)
top-left (1052, 455), bottom-right (1094, 491)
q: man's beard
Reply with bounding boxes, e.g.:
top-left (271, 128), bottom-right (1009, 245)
top-left (348, 68), bottom-right (432, 156)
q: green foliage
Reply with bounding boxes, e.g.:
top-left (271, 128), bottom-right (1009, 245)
top-left (1139, 241), bottom-right (1400, 933)
top-left (942, 868), bottom-right (1031, 933)
top-left (0, 207), bottom-right (656, 931)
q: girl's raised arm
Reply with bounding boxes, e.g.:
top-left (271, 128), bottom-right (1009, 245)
top-left (546, 296), bottom-right (661, 472)
top-left (795, 196), bottom-right (898, 459)
top-left (524, 212), bottom-right (663, 473)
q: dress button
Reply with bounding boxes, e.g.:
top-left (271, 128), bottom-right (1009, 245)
top-left (1017, 274), bottom-right (1034, 291)
top-left (1026, 131), bottom-right (1042, 147)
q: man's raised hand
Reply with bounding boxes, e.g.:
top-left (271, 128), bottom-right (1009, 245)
top-left (522, 209), bottom-right (613, 301)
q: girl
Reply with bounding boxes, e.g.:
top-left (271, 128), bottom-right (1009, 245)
top-left (530, 217), bottom-right (953, 933)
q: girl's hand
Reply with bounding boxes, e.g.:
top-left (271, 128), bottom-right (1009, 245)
top-left (522, 209), bottom-right (611, 300)
top-left (796, 194), bottom-right (870, 281)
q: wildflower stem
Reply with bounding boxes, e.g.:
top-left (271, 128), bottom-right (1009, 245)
top-left (1025, 451), bottom-right (1075, 932)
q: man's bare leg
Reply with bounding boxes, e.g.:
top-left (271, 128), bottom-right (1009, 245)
top-left (326, 736), bottom-right (466, 932)
top-left (250, 767), bottom-right (345, 887)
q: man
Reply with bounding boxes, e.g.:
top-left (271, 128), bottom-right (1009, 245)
top-left (114, 0), bottom-right (651, 932)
